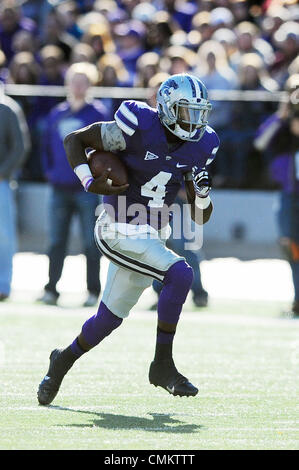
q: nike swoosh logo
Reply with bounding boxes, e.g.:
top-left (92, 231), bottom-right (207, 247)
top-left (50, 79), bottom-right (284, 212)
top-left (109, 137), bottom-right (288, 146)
top-left (167, 385), bottom-right (175, 394)
top-left (176, 163), bottom-right (188, 168)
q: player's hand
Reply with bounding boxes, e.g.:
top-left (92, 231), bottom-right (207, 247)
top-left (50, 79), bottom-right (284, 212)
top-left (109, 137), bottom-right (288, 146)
top-left (88, 168), bottom-right (129, 195)
top-left (192, 167), bottom-right (211, 198)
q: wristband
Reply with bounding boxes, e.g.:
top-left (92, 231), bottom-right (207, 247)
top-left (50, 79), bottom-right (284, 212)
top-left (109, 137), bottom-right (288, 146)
top-left (195, 195), bottom-right (211, 210)
top-left (74, 163), bottom-right (94, 191)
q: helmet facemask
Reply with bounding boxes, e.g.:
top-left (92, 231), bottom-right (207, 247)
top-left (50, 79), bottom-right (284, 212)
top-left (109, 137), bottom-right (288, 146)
top-left (170, 99), bottom-right (212, 141)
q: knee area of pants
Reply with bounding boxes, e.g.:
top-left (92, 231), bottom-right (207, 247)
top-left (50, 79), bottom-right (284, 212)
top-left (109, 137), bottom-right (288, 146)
top-left (164, 261), bottom-right (194, 302)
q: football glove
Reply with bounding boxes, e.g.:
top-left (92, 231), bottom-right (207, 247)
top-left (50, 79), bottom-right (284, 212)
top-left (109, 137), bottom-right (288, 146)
top-left (192, 167), bottom-right (211, 198)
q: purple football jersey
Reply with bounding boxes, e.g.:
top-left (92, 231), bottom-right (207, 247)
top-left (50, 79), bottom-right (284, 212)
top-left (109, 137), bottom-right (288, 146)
top-left (103, 100), bottom-right (219, 228)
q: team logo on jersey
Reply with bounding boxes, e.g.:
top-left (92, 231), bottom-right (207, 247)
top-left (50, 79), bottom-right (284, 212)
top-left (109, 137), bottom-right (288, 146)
top-left (144, 151), bottom-right (159, 161)
top-left (166, 156), bottom-right (172, 160)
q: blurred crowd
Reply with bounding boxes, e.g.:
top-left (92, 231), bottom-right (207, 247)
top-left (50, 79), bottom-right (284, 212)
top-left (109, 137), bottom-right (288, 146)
top-left (0, 0), bottom-right (298, 188)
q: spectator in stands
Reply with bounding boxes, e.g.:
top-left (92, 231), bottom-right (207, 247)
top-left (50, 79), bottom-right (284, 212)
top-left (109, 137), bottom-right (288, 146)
top-left (97, 52), bottom-right (130, 87)
top-left (210, 6), bottom-right (234, 31)
top-left (194, 40), bottom-right (237, 187)
top-left (38, 45), bottom-right (65, 86)
top-left (234, 21), bottom-right (260, 56)
top-left (0, 0), bottom-right (36, 63)
top-left (237, 52), bottom-right (278, 94)
top-left (271, 21), bottom-right (299, 88)
top-left (221, 53), bottom-right (278, 188)
top-left (113, 20), bottom-right (146, 79)
top-left (230, 21), bottom-right (274, 71)
top-left (167, 27), bottom-right (201, 51)
top-left (0, 83), bottom-right (26, 300)
top-left (11, 30), bottom-right (36, 56)
top-left (106, 8), bottom-right (129, 34)
top-left (75, 10), bottom-right (109, 36)
top-left (254, 75), bottom-right (299, 317)
top-left (81, 23), bottom-right (115, 62)
top-left (70, 42), bottom-right (96, 64)
top-left (20, 0), bottom-right (53, 31)
top-left (162, 0), bottom-right (198, 33)
top-left (260, 3), bottom-right (291, 44)
top-left (194, 40), bottom-right (238, 118)
top-left (211, 28), bottom-right (238, 65)
top-left (21, 45), bottom-right (66, 181)
top-left (230, 0), bottom-right (251, 23)
top-left (135, 52), bottom-right (160, 88)
top-left (8, 50), bottom-right (40, 85)
top-left (39, 9), bottom-right (77, 63)
top-left (93, 0), bottom-right (120, 19)
top-left (191, 11), bottom-right (214, 43)
top-left (97, 52), bottom-right (130, 116)
top-left (161, 45), bottom-right (197, 75)
top-left (145, 11), bottom-right (175, 53)
top-left (0, 80), bottom-right (30, 156)
top-left (38, 62), bottom-right (108, 307)
top-left (7, 50), bottom-right (40, 120)
top-left (131, 2), bottom-right (157, 26)
top-left (56, 1), bottom-right (83, 40)
top-left (7, 51), bottom-right (41, 179)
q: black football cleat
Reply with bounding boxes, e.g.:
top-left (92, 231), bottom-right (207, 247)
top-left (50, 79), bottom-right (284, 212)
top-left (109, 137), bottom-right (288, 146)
top-left (149, 359), bottom-right (198, 397)
top-left (37, 349), bottom-right (68, 406)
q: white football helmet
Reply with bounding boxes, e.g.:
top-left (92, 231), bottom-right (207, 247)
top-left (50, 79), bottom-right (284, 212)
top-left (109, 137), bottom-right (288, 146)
top-left (156, 73), bottom-right (212, 142)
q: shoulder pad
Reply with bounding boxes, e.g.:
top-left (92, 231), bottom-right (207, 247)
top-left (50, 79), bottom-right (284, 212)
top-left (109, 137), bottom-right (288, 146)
top-left (114, 100), bottom-right (156, 135)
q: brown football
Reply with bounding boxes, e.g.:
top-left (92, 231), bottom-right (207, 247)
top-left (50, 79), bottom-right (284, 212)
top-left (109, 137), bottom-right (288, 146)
top-left (87, 150), bottom-right (128, 186)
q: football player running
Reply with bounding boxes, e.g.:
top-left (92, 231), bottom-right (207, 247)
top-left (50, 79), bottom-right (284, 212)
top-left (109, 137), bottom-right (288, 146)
top-left (37, 73), bottom-right (219, 404)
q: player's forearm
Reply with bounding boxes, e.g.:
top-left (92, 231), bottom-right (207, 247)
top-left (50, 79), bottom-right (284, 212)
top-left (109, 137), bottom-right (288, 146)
top-left (64, 121), bottom-right (126, 171)
top-left (188, 189), bottom-right (213, 224)
top-left (64, 122), bottom-right (129, 195)
top-left (63, 123), bottom-right (104, 170)
top-left (64, 132), bottom-right (88, 169)
top-left (185, 178), bottom-right (213, 224)
top-left (190, 198), bottom-right (213, 224)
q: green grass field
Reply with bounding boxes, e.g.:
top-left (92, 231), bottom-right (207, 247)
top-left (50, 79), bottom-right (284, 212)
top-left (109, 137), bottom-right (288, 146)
top-left (0, 295), bottom-right (298, 450)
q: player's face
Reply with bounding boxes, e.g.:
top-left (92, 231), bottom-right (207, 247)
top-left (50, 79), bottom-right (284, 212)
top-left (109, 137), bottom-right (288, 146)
top-left (175, 102), bottom-right (209, 133)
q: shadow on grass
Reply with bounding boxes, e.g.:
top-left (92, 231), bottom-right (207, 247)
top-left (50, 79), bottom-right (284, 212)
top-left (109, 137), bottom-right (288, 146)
top-left (49, 406), bottom-right (202, 434)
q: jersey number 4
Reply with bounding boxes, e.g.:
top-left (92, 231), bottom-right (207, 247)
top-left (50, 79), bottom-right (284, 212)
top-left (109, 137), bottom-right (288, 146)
top-left (141, 171), bottom-right (172, 208)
